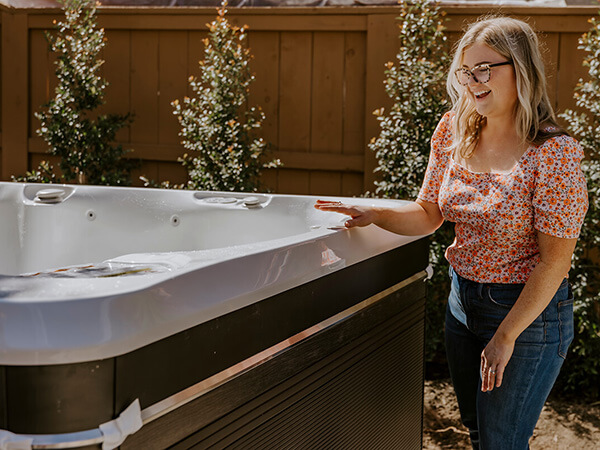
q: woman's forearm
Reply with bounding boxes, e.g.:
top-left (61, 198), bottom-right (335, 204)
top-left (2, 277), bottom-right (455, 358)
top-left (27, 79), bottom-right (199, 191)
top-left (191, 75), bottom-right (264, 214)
top-left (371, 200), bottom-right (444, 236)
top-left (494, 234), bottom-right (576, 345)
top-left (314, 199), bottom-right (444, 236)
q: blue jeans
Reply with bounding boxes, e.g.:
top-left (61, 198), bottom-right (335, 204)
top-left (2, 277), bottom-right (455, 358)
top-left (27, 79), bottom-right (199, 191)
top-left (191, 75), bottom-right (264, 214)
top-left (445, 268), bottom-right (574, 450)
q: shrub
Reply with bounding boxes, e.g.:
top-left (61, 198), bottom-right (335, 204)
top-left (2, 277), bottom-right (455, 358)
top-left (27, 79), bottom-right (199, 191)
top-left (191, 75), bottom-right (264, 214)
top-left (559, 16), bottom-right (600, 400)
top-left (18, 0), bottom-right (137, 185)
top-left (368, 0), bottom-right (453, 370)
top-left (172, 1), bottom-right (280, 192)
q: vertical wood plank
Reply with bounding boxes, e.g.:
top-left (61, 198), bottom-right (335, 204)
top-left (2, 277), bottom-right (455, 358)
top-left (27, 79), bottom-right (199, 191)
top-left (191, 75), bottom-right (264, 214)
top-left (2, 12), bottom-right (28, 180)
top-left (248, 31), bottom-right (280, 152)
top-left (342, 172), bottom-right (363, 197)
top-left (102, 30), bottom-right (131, 143)
top-left (279, 32), bottom-right (312, 153)
top-left (311, 32), bottom-right (344, 154)
top-left (260, 167), bottom-right (278, 193)
top-left (310, 171), bottom-right (341, 196)
top-left (557, 32), bottom-right (587, 115)
top-left (277, 169), bottom-right (309, 195)
top-left (364, 14), bottom-right (398, 193)
top-left (157, 161), bottom-right (187, 186)
top-left (538, 31), bottom-right (559, 111)
top-left (158, 31), bottom-right (188, 146)
top-left (29, 29), bottom-right (51, 141)
top-left (130, 30), bottom-right (159, 144)
top-left (343, 31), bottom-right (366, 157)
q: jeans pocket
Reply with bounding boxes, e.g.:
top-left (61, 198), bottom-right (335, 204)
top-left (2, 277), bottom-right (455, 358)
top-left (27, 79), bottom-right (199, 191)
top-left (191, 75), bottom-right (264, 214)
top-left (558, 296), bottom-right (574, 359)
top-left (486, 284), bottom-right (525, 308)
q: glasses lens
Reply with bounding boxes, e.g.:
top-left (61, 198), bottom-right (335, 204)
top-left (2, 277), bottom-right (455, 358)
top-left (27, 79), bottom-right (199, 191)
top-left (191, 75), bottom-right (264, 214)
top-left (473, 66), bottom-right (490, 83)
top-left (455, 69), bottom-right (470, 85)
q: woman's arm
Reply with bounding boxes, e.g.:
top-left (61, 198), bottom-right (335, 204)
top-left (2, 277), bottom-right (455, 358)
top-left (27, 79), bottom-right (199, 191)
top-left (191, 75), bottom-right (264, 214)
top-left (314, 198), bottom-right (444, 236)
top-left (480, 232), bottom-right (577, 392)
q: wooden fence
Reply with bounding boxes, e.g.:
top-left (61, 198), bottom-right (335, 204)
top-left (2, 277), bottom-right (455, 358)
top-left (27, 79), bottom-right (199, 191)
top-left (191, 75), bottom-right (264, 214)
top-left (1, 4), bottom-right (598, 195)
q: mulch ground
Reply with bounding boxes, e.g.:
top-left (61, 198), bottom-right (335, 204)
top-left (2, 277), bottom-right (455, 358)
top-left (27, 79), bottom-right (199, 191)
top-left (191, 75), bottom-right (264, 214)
top-left (423, 379), bottom-right (600, 449)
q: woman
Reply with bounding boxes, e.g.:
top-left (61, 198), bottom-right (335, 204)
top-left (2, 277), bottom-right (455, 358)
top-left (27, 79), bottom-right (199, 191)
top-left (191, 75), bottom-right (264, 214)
top-left (315, 17), bottom-right (588, 449)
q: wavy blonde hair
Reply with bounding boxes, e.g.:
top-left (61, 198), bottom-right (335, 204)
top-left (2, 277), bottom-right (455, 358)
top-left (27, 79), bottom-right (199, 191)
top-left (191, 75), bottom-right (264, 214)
top-left (447, 17), bottom-right (566, 158)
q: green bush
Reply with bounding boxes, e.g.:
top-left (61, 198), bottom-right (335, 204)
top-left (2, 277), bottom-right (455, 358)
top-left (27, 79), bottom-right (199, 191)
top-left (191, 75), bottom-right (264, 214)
top-left (559, 16), bottom-right (600, 400)
top-left (15, 0), bottom-right (137, 185)
top-left (368, 0), bottom-right (453, 369)
top-left (171, 1), bottom-right (280, 192)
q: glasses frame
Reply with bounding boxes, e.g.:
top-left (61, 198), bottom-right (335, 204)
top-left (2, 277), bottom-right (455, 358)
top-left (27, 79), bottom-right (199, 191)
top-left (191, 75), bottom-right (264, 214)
top-left (455, 61), bottom-right (513, 86)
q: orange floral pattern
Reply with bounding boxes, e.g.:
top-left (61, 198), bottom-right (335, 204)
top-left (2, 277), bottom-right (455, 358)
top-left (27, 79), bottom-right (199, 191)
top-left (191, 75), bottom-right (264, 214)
top-left (418, 112), bottom-right (588, 283)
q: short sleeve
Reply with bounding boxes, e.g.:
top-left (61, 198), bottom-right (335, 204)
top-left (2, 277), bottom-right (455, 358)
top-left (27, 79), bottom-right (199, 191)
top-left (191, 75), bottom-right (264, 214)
top-left (417, 111), bottom-right (453, 203)
top-left (533, 136), bottom-right (588, 238)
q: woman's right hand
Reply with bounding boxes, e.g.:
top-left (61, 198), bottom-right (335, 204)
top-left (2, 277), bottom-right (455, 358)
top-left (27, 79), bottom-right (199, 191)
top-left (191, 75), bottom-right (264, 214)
top-left (314, 200), bottom-right (379, 228)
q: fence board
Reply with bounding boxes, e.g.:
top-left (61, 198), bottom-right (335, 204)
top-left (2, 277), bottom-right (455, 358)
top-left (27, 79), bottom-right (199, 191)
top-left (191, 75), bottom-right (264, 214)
top-left (539, 31), bottom-right (560, 110)
top-left (310, 170), bottom-right (341, 196)
top-left (364, 13), bottom-right (397, 191)
top-left (248, 31), bottom-right (280, 154)
top-left (29, 29), bottom-right (50, 140)
top-left (343, 31), bottom-right (366, 157)
top-left (311, 31), bottom-right (344, 155)
top-left (558, 32), bottom-right (588, 115)
top-left (1, 11), bottom-right (28, 179)
top-left (103, 30), bottom-right (131, 143)
top-left (279, 31), bottom-right (312, 154)
top-left (130, 30), bottom-right (159, 144)
top-left (277, 168), bottom-right (309, 195)
top-left (156, 160), bottom-right (187, 186)
top-left (158, 31), bottom-right (188, 146)
top-left (342, 172), bottom-right (364, 197)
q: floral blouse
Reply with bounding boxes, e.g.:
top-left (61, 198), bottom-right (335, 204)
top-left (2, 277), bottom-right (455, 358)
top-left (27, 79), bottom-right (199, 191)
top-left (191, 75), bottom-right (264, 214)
top-left (417, 112), bottom-right (588, 283)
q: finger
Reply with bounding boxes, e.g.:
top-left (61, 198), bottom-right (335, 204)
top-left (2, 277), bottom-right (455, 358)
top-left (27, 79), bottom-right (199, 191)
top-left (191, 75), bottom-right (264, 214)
top-left (480, 356), bottom-right (495, 392)
top-left (314, 200), bottom-right (349, 211)
top-left (495, 365), bottom-right (505, 388)
top-left (344, 217), bottom-right (363, 228)
top-left (315, 200), bottom-right (344, 206)
top-left (487, 367), bottom-right (498, 392)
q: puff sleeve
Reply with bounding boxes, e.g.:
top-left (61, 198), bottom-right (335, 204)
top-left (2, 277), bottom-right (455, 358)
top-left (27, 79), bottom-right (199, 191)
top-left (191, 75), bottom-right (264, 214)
top-left (417, 112), bottom-right (454, 203)
top-left (532, 135), bottom-right (588, 239)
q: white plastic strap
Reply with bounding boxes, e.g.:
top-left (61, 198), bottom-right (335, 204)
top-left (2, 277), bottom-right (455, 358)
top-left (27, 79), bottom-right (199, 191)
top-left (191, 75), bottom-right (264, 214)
top-left (425, 264), bottom-right (434, 280)
top-left (0, 431), bottom-right (32, 450)
top-left (99, 399), bottom-right (143, 450)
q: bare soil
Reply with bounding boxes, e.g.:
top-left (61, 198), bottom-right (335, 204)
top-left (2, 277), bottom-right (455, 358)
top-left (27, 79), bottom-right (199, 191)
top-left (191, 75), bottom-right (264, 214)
top-left (423, 379), bottom-right (600, 449)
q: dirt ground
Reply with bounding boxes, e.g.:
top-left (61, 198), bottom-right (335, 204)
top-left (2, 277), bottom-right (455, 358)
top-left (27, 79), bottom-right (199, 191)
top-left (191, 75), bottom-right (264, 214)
top-left (423, 379), bottom-right (600, 449)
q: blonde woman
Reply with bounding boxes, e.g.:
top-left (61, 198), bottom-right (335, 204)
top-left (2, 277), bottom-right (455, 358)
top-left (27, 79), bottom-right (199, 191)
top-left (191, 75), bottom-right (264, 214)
top-left (315, 17), bottom-right (588, 449)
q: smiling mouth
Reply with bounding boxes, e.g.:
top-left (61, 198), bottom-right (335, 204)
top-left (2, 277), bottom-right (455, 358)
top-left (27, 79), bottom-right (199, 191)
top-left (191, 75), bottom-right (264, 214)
top-left (474, 90), bottom-right (491, 99)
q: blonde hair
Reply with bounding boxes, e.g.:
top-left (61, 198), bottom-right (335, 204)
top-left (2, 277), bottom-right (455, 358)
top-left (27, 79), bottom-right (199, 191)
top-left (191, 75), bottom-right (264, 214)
top-left (447, 17), bottom-right (566, 158)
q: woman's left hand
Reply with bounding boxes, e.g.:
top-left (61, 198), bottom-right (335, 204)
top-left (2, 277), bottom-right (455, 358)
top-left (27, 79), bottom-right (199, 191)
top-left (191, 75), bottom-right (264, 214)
top-left (480, 334), bottom-right (515, 392)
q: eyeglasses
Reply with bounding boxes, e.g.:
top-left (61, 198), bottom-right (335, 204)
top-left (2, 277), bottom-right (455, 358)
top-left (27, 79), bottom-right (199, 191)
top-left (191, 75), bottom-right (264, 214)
top-left (454, 61), bottom-right (513, 85)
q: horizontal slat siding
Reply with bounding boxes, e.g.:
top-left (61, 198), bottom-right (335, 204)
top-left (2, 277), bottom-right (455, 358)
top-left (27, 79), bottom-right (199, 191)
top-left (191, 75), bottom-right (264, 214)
top-left (1, 6), bottom-right (597, 193)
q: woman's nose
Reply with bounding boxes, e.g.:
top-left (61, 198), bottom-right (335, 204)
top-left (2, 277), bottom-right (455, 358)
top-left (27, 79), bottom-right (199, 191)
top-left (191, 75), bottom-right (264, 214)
top-left (467, 74), bottom-right (479, 86)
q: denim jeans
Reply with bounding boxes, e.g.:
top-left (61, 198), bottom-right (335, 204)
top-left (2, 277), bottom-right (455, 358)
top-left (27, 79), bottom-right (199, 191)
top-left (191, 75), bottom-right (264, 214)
top-left (445, 267), bottom-right (574, 450)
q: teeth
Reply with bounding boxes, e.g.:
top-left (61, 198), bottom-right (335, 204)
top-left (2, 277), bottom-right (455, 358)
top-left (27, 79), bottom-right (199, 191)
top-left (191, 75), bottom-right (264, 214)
top-left (474, 90), bottom-right (491, 97)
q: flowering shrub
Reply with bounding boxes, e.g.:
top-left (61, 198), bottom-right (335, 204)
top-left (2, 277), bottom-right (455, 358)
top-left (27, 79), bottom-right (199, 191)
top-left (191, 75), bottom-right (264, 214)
top-left (19, 0), bottom-right (136, 185)
top-left (559, 16), bottom-right (600, 400)
top-left (171, 1), bottom-right (280, 192)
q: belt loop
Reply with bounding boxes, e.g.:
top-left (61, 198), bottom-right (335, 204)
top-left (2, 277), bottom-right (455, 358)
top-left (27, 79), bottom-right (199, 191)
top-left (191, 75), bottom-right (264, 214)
top-left (477, 282), bottom-right (484, 299)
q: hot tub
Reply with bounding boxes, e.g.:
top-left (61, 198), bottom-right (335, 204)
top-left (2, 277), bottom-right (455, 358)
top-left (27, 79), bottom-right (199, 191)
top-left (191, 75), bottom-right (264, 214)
top-left (0, 182), bottom-right (429, 449)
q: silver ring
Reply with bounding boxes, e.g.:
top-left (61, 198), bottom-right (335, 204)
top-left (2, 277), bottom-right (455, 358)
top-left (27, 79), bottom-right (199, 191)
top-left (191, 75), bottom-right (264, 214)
top-left (490, 370), bottom-right (496, 374)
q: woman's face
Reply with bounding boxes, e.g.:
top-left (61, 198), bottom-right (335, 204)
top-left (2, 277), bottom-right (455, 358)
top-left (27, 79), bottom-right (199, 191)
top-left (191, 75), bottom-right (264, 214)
top-left (460, 42), bottom-right (518, 122)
